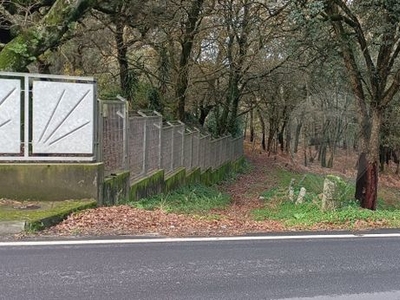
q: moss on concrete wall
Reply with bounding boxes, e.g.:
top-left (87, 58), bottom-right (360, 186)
top-left (200, 168), bottom-right (212, 186)
top-left (165, 168), bottom-right (186, 193)
top-left (200, 157), bottom-right (246, 186)
top-left (232, 157), bottom-right (247, 173)
top-left (0, 163), bottom-right (103, 201)
top-left (0, 155), bottom-right (246, 205)
top-left (123, 157), bottom-right (246, 203)
top-left (130, 170), bottom-right (165, 202)
top-left (186, 168), bottom-right (201, 185)
top-left (102, 171), bottom-right (130, 206)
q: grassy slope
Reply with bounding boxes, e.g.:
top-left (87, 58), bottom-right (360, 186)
top-left (252, 168), bottom-right (400, 229)
top-left (128, 161), bottom-right (400, 231)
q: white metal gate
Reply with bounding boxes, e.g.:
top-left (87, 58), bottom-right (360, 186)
top-left (0, 72), bottom-right (99, 161)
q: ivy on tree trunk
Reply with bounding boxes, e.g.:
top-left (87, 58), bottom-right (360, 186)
top-left (0, 0), bottom-right (96, 71)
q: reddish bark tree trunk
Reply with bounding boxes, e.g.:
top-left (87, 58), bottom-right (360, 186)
top-left (323, 1), bottom-right (400, 210)
top-left (355, 152), bottom-right (367, 204)
top-left (355, 109), bottom-right (381, 210)
top-left (362, 161), bottom-right (378, 210)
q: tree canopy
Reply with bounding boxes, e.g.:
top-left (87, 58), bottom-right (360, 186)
top-left (2, 0), bottom-right (400, 210)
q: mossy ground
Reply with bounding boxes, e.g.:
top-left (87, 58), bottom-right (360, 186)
top-left (0, 199), bottom-right (96, 227)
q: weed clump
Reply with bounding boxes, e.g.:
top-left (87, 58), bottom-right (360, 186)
top-left (131, 184), bottom-right (230, 215)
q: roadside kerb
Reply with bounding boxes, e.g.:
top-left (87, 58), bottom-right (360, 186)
top-left (0, 221), bottom-right (25, 235)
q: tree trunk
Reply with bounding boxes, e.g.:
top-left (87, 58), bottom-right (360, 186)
top-left (303, 131), bottom-right (308, 166)
top-left (37, 57), bottom-right (51, 74)
top-left (355, 152), bottom-right (367, 203)
top-left (285, 120), bottom-right (291, 153)
top-left (278, 106), bottom-right (288, 152)
top-left (250, 109), bottom-right (255, 142)
top-left (114, 19), bottom-right (129, 95)
top-left (362, 160), bottom-right (378, 210)
top-left (267, 119), bottom-right (275, 153)
top-left (175, 48), bottom-right (190, 121)
top-left (327, 150), bottom-right (333, 168)
top-left (319, 144), bottom-right (327, 167)
top-left (158, 46), bottom-right (170, 94)
top-left (355, 109), bottom-right (382, 210)
top-left (363, 110), bottom-right (381, 210)
top-left (198, 104), bottom-right (213, 126)
top-left (218, 1), bottom-right (249, 136)
top-left (294, 121), bottom-right (302, 153)
top-left (175, 0), bottom-right (204, 121)
top-left (258, 109), bottom-right (266, 151)
top-left (219, 69), bottom-right (240, 135)
top-left (0, 0), bottom-right (95, 71)
top-left (379, 145), bottom-right (386, 172)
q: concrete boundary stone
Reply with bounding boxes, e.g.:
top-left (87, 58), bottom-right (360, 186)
top-left (0, 221), bottom-right (25, 235)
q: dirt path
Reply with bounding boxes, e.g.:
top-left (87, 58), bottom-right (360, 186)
top-left (18, 146), bottom-right (400, 239)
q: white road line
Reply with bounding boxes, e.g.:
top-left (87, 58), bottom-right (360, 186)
top-left (0, 233), bottom-right (400, 247)
top-left (280, 290), bottom-right (400, 300)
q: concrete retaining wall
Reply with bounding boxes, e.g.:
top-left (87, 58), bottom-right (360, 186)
top-left (130, 170), bottom-right (165, 202)
top-left (0, 163), bottom-right (104, 201)
top-left (0, 157), bottom-right (245, 205)
top-left (102, 157), bottom-right (246, 206)
top-left (102, 171), bottom-right (130, 206)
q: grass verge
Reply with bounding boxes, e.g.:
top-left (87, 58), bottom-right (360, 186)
top-left (130, 184), bottom-right (230, 215)
top-left (253, 168), bottom-right (400, 229)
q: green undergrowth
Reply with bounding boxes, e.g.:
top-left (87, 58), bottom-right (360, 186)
top-left (130, 184), bottom-right (230, 215)
top-left (253, 168), bottom-right (400, 228)
top-left (253, 199), bottom-right (400, 228)
top-left (260, 168), bottom-right (354, 202)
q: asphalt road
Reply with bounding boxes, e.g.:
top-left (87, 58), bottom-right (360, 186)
top-left (1, 235), bottom-right (400, 300)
